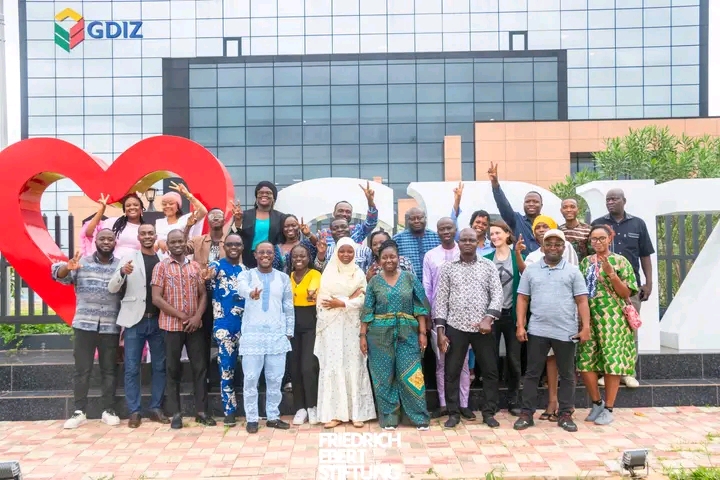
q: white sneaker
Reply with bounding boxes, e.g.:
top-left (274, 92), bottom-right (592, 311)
top-left (293, 408), bottom-right (308, 425)
top-left (102, 409), bottom-right (121, 426)
top-left (63, 410), bottom-right (87, 429)
top-left (623, 376), bottom-right (640, 388)
top-left (383, 426), bottom-right (396, 431)
top-left (598, 376), bottom-right (605, 387)
top-left (307, 407), bottom-right (319, 425)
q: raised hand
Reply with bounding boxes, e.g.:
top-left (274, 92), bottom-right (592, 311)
top-left (600, 257), bottom-right (615, 276)
top-left (186, 211), bottom-right (199, 228)
top-left (121, 260), bottom-right (134, 276)
top-left (201, 266), bottom-right (216, 281)
top-left (516, 234), bottom-right (526, 253)
top-left (97, 193), bottom-right (110, 208)
top-left (249, 287), bottom-right (262, 300)
top-left (67, 251), bottom-right (82, 271)
top-left (169, 181), bottom-right (191, 198)
top-left (488, 161), bottom-right (499, 183)
top-left (316, 236), bottom-right (327, 256)
top-left (453, 181), bottom-right (464, 202)
top-left (230, 200), bottom-right (243, 222)
top-left (299, 216), bottom-right (311, 237)
top-left (359, 180), bottom-right (375, 204)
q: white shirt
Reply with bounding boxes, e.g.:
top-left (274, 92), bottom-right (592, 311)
top-left (155, 212), bottom-right (204, 260)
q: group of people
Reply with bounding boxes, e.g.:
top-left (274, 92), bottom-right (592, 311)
top-left (54, 163), bottom-right (654, 434)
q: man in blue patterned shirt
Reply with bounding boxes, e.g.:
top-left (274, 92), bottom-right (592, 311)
top-left (51, 228), bottom-right (122, 430)
top-left (317, 181), bottom-right (379, 247)
top-left (393, 207), bottom-right (441, 284)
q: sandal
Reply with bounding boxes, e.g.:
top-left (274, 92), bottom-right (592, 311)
top-left (352, 421), bottom-right (364, 428)
top-left (324, 420), bottom-right (341, 429)
top-left (539, 411), bottom-right (558, 421)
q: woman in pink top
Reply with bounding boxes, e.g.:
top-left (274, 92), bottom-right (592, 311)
top-left (84, 193), bottom-right (145, 259)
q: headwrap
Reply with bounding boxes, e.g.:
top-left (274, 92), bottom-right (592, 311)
top-left (254, 181), bottom-right (278, 200)
top-left (532, 214), bottom-right (558, 231)
top-left (161, 192), bottom-right (182, 209)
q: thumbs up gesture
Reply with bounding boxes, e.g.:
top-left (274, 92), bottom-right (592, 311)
top-left (121, 260), bottom-right (134, 276)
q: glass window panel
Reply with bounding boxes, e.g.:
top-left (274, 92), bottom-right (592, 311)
top-left (417, 144), bottom-right (442, 163)
top-left (332, 164), bottom-right (360, 177)
top-left (672, 46), bottom-right (699, 66)
top-left (644, 66), bottom-right (670, 86)
top-left (360, 105), bottom-right (388, 124)
top-left (387, 84), bottom-right (417, 104)
top-left (303, 165), bottom-right (328, 180)
top-left (274, 126), bottom-right (303, 145)
top-left (389, 145), bottom-right (417, 163)
top-left (504, 102), bottom-right (534, 120)
top-left (445, 62), bottom-right (474, 83)
top-left (303, 65), bottom-right (331, 85)
top-left (303, 125), bottom-right (331, 144)
top-left (672, 26), bottom-right (699, 46)
top-left (275, 165), bottom-right (303, 186)
top-left (331, 64), bottom-right (359, 85)
top-left (246, 147), bottom-right (274, 165)
top-left (589, 68), bottom-right (615, 87)
top-left (417, 63), bottom-right (445, 83)
top-left (189, 68), bottom-right (217, 88)
top-left (503, 62), bottom-right (533, 82)
top-left (445, 83), bottom-right (473, 103)
top-left (303, 86), bottom-right (331, 105)
top-left (644, 7), bottom-right (671, 27)
top-left (644, 105), bottom-right (671, 117)
top-left (445, 103), bottom-right (474, 122)
top-left (644, 47), bottom-right (671, 66)
top-left (445, 122), bottom-right (474, 139)
top-left (475, 102), bottom-right (504, 120)
top-left (332, 145), bottom-right (360, 164)
top-left (417, 104), bottom-right (445, 123)
top-left (672, 65), bottom-right (699, 85)
top-left (534, 102), bottom-right (558, 120)
top-left (274, 106), bottom-right (302, 125)
top-left (274, 87), bottom-right (301, 106)
top-left (274, 67), bottom-right (302, 86)
top-left (389, 163), bottom-right (417, 183)
top-left (616, 48), bottom-right (643, 67)
top-left (474, 62), bottom-right (503, 82)
top-left (190, 108), bottom-right (217, 127)
top-left (217, 127), bottom-right (245, 146)
top-left (534, 61), bottom-right (557, 81)
top-left (218, 147), bottom-right (245, 166)
top-left (217, 67), bottom-right (245, 88)
top-left (504, 83), bottom-right (534, 102)
top-left (331, 85), bottom-right (359, 105)
top-left (360, 125), bottom-right (389, 144)
top-left (303, 106), bottom-right (331, 125)
top-left (359, 85), bottom-right (388, 104)
top-left (245, 87), bottom-right (273, 107)
top-left (331, 105), bottom-right (359, 125)
top-left (388, 64), bottom-right (416, 83)
top-left (388, 124), bottom-right (417, 143)
top-left (360, 164), bottom-right (389, 180)
top-left (588, 29), bottom-right (614, 48)
top-left (672, 104), bottom-right (699, 117)
top-left (644, 27), bottom-right (671, 47)
top-left (534, 83), bottom-right (558, 101)
top-left (416, 84), bottom-right (445, 103)
top-left (246, 126), bottom-right (274, 146)
top-left (616, 86), bottom-right (643, 105)
top-left (190, 127), bottom-right (217, 146)
top-left (303, 146), bottom-right (331, 164)
top-left (418, 163), bottom-right (443, 181)
top-left (331, 125), bottom-right (360, 144)
top-left (388, 104), bottom-right (416, 123)
top-left (361, 144), bottom-right (389, 164)
top-left (474, 83), bottom-right (503, 102)
top-left (672, 6), bottom-right (699, 27)
top-left (190, 89), bottom-right (217, 108)
top-left (616, 67), bottom-right (643, 86)
top-left (275, 146), bottom-right (302, 165)
top-left (461, 161), bottom-right (475, 181)
top-left (246, 107), bottom-right (273, 126)
top-left (416, 123), bottom-right (445, 143)
top-left (589, 87), bottom-right (615, 106)
top-left (461, 143), bottom-right (474, 163)
top-left (246, 67), bottom-right (274, 87)
top-left (218, 107), bottom-right (245, 127)
top-left (588, 9), bottom-right (615, 29)
top-left (359, 64), bottom-right (388, 85)
top-left (672, 85), bottom-right (697, 105)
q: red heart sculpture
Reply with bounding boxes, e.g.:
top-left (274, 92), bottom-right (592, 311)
top-left (0, 135), bottom-right (235, 324)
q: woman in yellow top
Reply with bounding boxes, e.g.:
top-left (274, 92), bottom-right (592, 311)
top-left (289, 243), bottom-right (322, 426)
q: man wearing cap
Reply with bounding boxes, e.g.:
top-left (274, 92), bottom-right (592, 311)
top-left (513, 229), bottom-right (590, 433)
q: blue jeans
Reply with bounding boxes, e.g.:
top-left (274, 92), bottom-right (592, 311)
top-left (124, 315), bottom-right (166, 414)
top-left (242, 353), bottom-right (285, 423)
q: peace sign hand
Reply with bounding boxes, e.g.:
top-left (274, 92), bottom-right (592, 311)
top-left (229, 200), bottom-right (243, 221)
top-left (317, 237), bottom-right (328, 256)
top-left (97, 193), bottom-right (110, 208)
top-left (299, 217), bottom-right (311, 237)
top-left (453, 181), bottom-right (464, 202)
top-left (359, 181), bottom-right (375, 205)
top-left (249, 287), bottom-right (262, 301)
top-left (169, 181), bottom-right (191, 198)
top-left (186, 211), bottom-right (199, 228)
top-left (200, 266), bottom-right (216, 281)
top-left (67, 251), bottom-right (82, 271)
top-left (488, 162), bottom-right (499, 183)
top-left (516, 234), bottom-right (526, 253)
top-left (600, 256), bottom-right (615, 276)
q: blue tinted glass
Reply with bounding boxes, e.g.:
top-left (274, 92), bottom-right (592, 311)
top-left (216, 88), bottom-right (244, 108)
top-left (360, 125), bottom-right (388, 144)
top-left (275, 146), bottom-right (302, 165)
top-left (246, 67), bottom-right (273, 87)
top-left (534, 102), bottom-right (558, 120)
top-left (218, 107), bottom-right (245, 127)
top-left (504, 83), bottom-right (534, 102)
top-left (388, 104), bottom-right (416, 123)
top-left (417, 104), bottom-right (445, 123)
top-left (190, 89), bottom-right (218, 108)
top-left (274, 87), bottom-right (301, 106)
top-left (303, 164), bottom-right (327, 179)
top-left (445, 122), bottom-right (473, 138)
top-left (217, 67), bottom-right (245, 88)
top-left (360, 144), bottom-right (388, 163)
top-left (217, 127), bottom-right (245, 147)
top-left (246, 126), bottom-right (274, 146)
top-left (534, 83), bottom-right (558, 101)
top-left (388, 124), bottom-right (417, 143)
top-left (475, 103), bottom-right (504, 120)
top-left (246, 146), bottom-right (273, 165)
top-left (504, 62), bottom-right (534, 82)
top-left (189, 68), bottom-right (217, 88)
top-left (417, 84), bottom-right (445, 103)
top-left (417, 123), bottom-right (446, 143)
top-left (274, 126), bottom-right (303, 145)
top-left (303, 125), bottom-right (331, 144)
top-left (417, 143), bottom-right (442, 163)
top-left (331, 105), bottom-right (359, 125)
top-left (190, 127), bottom-right (217, 146)
top-left (417, 63), bottom-right (444, 83)
top-left (303, 86), bottom-right (331, 105)
top-left (445, 63), bottom-right (473, 83)
top-left (388, 84), bottom-right (417, 104)
top-left (245, 107), bottom-right (273, 126)
top-left (218, 147), bottom-right (245, 166)
top-left (303, 106), bottom-right (331, 125)
top-left (360, 85), bottom-right (388, 104)
top-left (331, 85), bottom-right (359, 105)
top-left (274, 67), bottom-right (301, 86)
top-left (446, 103), bottom-right (474, 122)
top-left (359, 64), bottom-right (388, 84)
top-left (190, 108), bottom-right (217, 127)
top-left (245, 87), bottom-right (273, 107)
top-left (361, 163), bottom-right (389, 179)
top-left (389, 163), bottom-right (417, 182)
top-left (331, 64), bottom-right (359, 85)
top-left (388, 64), bottom-right (416, 83)
top-left (359, 104), bottom-right (388, 124)
top-left (474, 63), bottom-right (503, 82)
top-left (303, 66), bottom-right (330, 85)
top-left (474, 83), bottom-right (504, 102)
top-left (274, 106), bottom-right (301, 125)
top-left (303, 145), bottom-right (331, 164)
top-left (446, 83), bottom-right (473, 103)
top-left (331, 125), bottom-right (360, 144)
top-left (332, 164), bottom-right (360, 177)
top-left (504, 102), bottom-right (534, 120)
top-left (534, 61), bottom-right (558, 81)
top-left (418, 163), bottom-right (443, 181)
top-left (332, 145), bottom-right (360, 164)
top-left (389, 144), bottom-right (417, 163)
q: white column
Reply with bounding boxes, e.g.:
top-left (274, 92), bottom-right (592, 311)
top-left (0, 0), bottom-right (8, 150)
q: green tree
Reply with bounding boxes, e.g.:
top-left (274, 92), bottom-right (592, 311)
top-left (549, 125), bottom-right (720, 308)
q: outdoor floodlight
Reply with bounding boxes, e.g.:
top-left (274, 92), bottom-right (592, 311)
top-left (621, 449), bottom-right (648, 477)
top-left (0, 461), bottom-right (22, 480)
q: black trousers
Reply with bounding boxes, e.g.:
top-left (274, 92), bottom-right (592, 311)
top-left (494, 310), bottom-right (521, 405)
top-left (521, 334), bottom-right (576, 415)
top-left (73, 328), bottom-right (119, 413)
top-left (201, 297), bottom-right (214, 385)
top-left (290, 306), bottom-right (320, 411)
top-left (445, 324), bottom-right (499, 418)
top-left (165, 328), bottom-right (209, 415)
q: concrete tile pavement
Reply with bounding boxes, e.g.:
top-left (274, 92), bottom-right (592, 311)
top-left (0, 406), bottom-right (718, 479)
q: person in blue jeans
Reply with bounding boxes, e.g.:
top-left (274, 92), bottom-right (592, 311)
top-left (108, 223), bottom-right (168, 428)
top-left (203, 233), bottom-right (246, 427)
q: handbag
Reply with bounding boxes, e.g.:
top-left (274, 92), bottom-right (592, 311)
top-left (593, 255), bottom-right (642, 331)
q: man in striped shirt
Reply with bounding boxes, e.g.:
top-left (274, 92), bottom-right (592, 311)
top-left (558, 198), bottom-right (592, 262)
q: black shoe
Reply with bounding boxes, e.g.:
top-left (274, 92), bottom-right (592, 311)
top-left (246, 421), bottom-right (259, 434)
top-left (431, 407), bottom-right (448, 419)
top-left (170, 414), bottom-right (183, 429)
top-left (508, 406), bottom-right (522, 417)
top-left (459, 407), bottom-right (476, 420)
top-left (195, 413), bottom-right (217, 426)
top-left (483, 416), bottom-right (500, 428)
top-left (558, 412), bottom-right (578, 432)
top-left (128, 412), bottom-right (141, 429)
top-left (513, 413), bottom-right (534, 431)
top-left (444, 415), bottom-right (461, 428)
top-left (267, 419), bottom-right (290, 430)
top-left (224, 414), bottom-right (237, 427)
top-left (148, 408), bottom-right (170, 424)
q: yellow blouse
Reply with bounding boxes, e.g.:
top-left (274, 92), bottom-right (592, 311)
top-left (291, 269), bottom-right (321, 307)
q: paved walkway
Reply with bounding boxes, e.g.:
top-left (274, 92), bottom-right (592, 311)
top-left (1, 407), bottom-right (719, 479)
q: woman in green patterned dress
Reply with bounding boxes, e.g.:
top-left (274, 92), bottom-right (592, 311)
top-left (360, 239), bottom-right (431, 431)
top-left (577, 225), bottom-right (638, 426)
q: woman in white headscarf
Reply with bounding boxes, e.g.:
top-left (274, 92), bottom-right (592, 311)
top-left (314, 237), bottom-right (376, 429)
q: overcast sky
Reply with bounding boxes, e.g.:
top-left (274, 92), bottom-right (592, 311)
top-left (2, 2), bottom-right (719, 144)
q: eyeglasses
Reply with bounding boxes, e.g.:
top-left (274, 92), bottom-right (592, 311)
top-left (589, 237), bottom-right (608, 244)
top-left (544, 242), bottom-right (565, 249)
top-left (257, 192), bottom-right (274, 198)
top-left (208, 213), bottom-right (224, 219)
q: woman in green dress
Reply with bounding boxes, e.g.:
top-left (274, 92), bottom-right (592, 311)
top-left (360, 239), bottom-right (431, 431)
top-left (577, 224), bottom-right (638, 426)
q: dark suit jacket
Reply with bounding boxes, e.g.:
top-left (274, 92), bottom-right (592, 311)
top-left (228, 208), bottom-right (287, 268)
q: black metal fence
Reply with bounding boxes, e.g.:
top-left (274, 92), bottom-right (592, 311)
top-left (0, 212), bottom-right (717, 327)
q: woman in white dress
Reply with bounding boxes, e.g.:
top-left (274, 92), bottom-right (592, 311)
top-left (154, 182), bottom-right (207, 256)
top-left (314, 237), bottom-right (376, 429)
